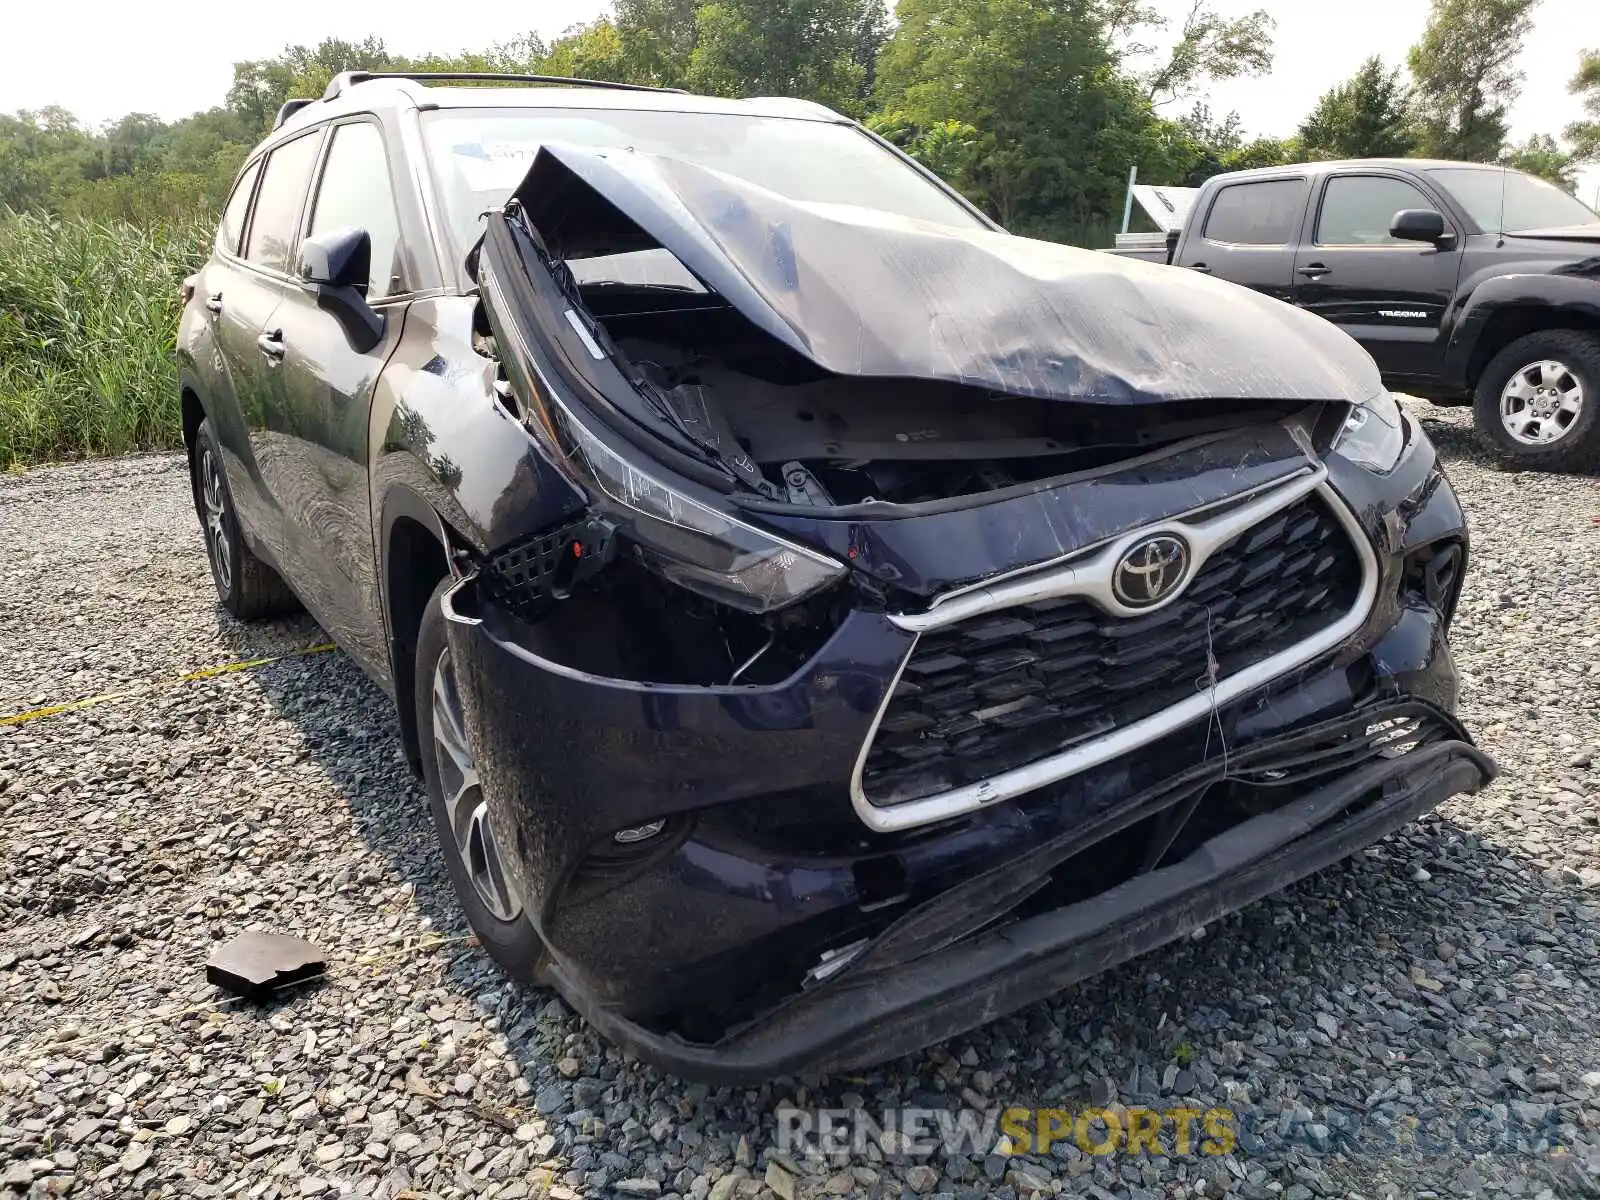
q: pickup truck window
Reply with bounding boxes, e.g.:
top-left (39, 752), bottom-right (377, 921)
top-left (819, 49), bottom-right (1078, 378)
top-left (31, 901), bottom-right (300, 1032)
top-left (1201, 179), bottom-right (1306, 245)
top-left (1427, 167), bottom-right (1600, 233)
top-left (1316, 175), bottom-right (1433, 246)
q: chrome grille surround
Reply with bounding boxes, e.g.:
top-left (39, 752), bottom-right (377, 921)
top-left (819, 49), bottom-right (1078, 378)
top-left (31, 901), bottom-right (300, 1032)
top-left (848, 469), bottom-right (1380, 833)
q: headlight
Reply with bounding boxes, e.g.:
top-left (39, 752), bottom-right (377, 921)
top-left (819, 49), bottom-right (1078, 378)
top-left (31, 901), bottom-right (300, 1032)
top-left (568, 420), bottom-right (847, 613)
top-left (1333, 391), bottom-right (1405, 473)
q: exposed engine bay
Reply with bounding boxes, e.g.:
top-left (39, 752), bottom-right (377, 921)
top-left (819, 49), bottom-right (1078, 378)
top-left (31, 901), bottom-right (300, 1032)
top-left (589, 296), bottom-right (1317, 506)
top-left (465, 142), bottom-right (1370, 692)
top-left (470, 142), bottom-right (1376, 512)
top-left (479, 274), bottom-right (1321, 510)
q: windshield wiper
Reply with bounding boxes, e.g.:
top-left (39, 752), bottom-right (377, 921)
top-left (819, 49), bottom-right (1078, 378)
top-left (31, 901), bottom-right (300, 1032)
top-left (502, 203), bottom-right (776, 498)
top-left (632, 365), bottom-right (780, 499)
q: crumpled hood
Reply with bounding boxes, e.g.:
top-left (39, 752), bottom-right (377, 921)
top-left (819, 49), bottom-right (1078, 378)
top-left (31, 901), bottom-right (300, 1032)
top-left (508, 144), bottom-right (1383, 408)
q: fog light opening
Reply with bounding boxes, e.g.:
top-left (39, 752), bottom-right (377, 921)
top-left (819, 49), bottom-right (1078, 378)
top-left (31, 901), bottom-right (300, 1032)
top-left (613, 820), bottom-right (667, 845)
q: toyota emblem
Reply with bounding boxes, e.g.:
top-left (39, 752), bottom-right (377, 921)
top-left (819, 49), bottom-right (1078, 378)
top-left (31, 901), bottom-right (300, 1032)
top-left (1112, 534), bottom-right (1191, 608)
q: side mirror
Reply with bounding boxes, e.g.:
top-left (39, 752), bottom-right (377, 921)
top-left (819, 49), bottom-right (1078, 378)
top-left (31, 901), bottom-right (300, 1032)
top-left (1390, 208), bottom-right (1448, 244)
top-left (300, 226), bottom-right (370, 290)
top-left (298, 227), bottom-right (384, 352)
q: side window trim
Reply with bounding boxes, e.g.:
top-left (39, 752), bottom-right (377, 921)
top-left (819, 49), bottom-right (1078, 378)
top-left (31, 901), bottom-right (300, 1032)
top-left (1201, 177), bottom-right (1309, 247)
top-left (1311, 172), bottom-right (1451, 247)
top-left (241, 125), bottom-right (329, 280)
top-left (304, 114), bottom-right (412, 301)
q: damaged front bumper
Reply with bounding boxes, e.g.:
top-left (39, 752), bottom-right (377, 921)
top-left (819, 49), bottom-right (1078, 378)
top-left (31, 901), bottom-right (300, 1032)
top-left (557, 731), bottom-right (1493, 1083)
top-left (418, 145), bottom-right (1496, 1081)
top-left (436, 425), bottom-right (1495, 1079)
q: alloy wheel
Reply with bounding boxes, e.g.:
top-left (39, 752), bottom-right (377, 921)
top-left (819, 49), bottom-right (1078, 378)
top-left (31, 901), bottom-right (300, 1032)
top-left (1499, 359), bottom-right (1585, 445)
top-left (432, 648), bottom-right (522, 923)
top-left (200, 447), bottom-right (233, 593)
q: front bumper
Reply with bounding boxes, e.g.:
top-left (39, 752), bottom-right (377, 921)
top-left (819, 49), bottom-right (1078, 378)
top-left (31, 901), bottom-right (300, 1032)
top-left (440, 424), bottom-right (1491, 1078)
top-left (556, 735), bottom-right (1494, 1083)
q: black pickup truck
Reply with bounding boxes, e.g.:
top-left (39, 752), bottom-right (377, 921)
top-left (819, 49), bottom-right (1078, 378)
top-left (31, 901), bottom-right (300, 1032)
top-left (1117, 159), bottom-right (1600, 470)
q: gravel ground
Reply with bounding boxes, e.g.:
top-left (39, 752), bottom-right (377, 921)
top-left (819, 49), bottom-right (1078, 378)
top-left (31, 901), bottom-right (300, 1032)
top-left (2, 404), bottom-right (1599, 1200)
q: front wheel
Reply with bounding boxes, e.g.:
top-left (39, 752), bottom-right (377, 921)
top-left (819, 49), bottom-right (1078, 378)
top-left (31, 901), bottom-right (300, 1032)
top-left (1473, 330), bottom-right (1600, 472)
top-left (415, 576), bottom-right (548, 982)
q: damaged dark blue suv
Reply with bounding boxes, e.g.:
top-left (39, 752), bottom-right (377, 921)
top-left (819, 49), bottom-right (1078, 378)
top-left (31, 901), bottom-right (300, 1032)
top-left (177, 71), bottom-right (1496, 1082)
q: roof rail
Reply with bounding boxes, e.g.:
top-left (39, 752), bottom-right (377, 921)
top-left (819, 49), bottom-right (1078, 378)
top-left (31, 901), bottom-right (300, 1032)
top-left (273, 98), bottom-right (316, 130)
top-left (321, 71), bottom-right (685, 102)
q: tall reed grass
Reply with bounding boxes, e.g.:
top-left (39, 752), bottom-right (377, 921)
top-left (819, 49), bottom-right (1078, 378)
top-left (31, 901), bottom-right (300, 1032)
top-left (0, 212), bottom-right (210, 468)
top-left (0, 207), bottom-right (1117, 470)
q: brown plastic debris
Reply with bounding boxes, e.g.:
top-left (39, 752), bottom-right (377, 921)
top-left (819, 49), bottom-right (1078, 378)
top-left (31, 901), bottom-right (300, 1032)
top-left (206, 932), bottom-right (326, 999)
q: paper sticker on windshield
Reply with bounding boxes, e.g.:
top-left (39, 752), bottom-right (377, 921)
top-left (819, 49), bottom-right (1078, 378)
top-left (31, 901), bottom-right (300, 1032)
top-left (448, 141), bottom-right (544, 193)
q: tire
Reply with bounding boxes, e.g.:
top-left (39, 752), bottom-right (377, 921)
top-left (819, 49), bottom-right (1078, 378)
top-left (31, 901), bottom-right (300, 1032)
top-left (189, 418), bottom-right (299, 619)
top-left (1472, 329), bottom-right (1600, 472)
top-left (415, 576), bottom-right (548, 981)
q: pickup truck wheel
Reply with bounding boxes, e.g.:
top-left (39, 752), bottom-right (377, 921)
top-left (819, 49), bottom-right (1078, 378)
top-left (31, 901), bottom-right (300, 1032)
top-left (415, 577), bottom-right (549, 982)
top-left (189, 418), bottom-right (299, 619)
top-left (1474, 331), bottom-right (1600, 471)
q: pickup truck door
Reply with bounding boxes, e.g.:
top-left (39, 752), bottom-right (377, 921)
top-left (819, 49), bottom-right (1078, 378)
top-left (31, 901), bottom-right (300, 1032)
top-left (1172, 176), bottom-right (1308, 303)
top-left (270, 118), bottom-right (410, 683)
top-left (1291, 172), bottom-right (1464, 386)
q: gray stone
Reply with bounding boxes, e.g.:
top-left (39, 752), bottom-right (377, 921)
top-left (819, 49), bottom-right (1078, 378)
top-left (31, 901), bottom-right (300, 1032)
top-left (118, 1142), bottom-right (152, 1173)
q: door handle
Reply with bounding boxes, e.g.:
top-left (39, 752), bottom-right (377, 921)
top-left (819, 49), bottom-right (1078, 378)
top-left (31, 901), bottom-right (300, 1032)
top-left (1297, 264), bottom-right (1332, 279)
top-left (256, 329), bottom-right (286, 362)
top-left (1187, 263), bottom-right (1212, 273)
top-left (205, 293), bottom-right (224, 314)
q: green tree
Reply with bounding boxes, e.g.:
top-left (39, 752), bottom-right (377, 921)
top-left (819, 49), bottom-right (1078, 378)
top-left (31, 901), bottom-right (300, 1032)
top-left (1503, 133), bottom-right (1578, 190)
top-left (875, 0), bottom-right (1194, 239)
top-left (1173, 103), bottom-right (1243, 184)
top-left (1296, 56), bottom-right (1416, 160)
top-left (1407, 0), bottom-right (1538, 161)
top-left (225, 37), bottom-right (397, 132)
top-left (686, 0), bottom-right (885, 115)
top-left (1567, 49), bottom-right (1600, 162)
top-left (614, 0), bottom-right (702, 87)
top-left (539, 20), bottom-right (635, 82)
top-left (866, 110), bottom-right (984, 185)
top-left (1221, 135), bottom-right (1298, 171)
top-left (1141, 1), bottom-right (1275, 108)
top-left (96, 114), bottom-right (167, 180)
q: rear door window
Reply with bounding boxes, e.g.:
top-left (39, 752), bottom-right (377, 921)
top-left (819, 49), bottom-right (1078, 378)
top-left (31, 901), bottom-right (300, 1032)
top-left (217, 159), bottom-right (260, 257)
top-left (307, 122), bottom-right (405, 301)
top-left (245, 133), bottom-right (323, 274)
top-left (1202, 180), bottom-right (1307, 245)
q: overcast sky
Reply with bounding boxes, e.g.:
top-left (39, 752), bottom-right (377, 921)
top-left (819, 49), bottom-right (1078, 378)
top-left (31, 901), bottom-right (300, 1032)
top-left (4, 0), bottom-right (1598, 200)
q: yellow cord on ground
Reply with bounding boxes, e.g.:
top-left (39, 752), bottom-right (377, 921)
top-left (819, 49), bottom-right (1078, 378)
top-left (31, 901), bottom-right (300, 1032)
top-left (0, 642), bottom-right (338, 727)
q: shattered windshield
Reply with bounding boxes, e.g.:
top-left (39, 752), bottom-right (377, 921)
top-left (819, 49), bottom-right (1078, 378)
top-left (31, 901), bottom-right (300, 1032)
top-left (422, 106), bottom-right (985, 260)
top-left (1428, 167), bottom-right (1600, 233)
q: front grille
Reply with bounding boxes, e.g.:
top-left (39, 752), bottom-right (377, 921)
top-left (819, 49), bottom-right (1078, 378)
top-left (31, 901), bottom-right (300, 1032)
top-left (861, 495), bottom-right (1365, 807)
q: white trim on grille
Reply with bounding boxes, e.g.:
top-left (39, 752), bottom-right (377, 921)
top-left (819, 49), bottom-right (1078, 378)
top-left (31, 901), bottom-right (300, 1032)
top-left (847, 473), bottom-right (1380, 833)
